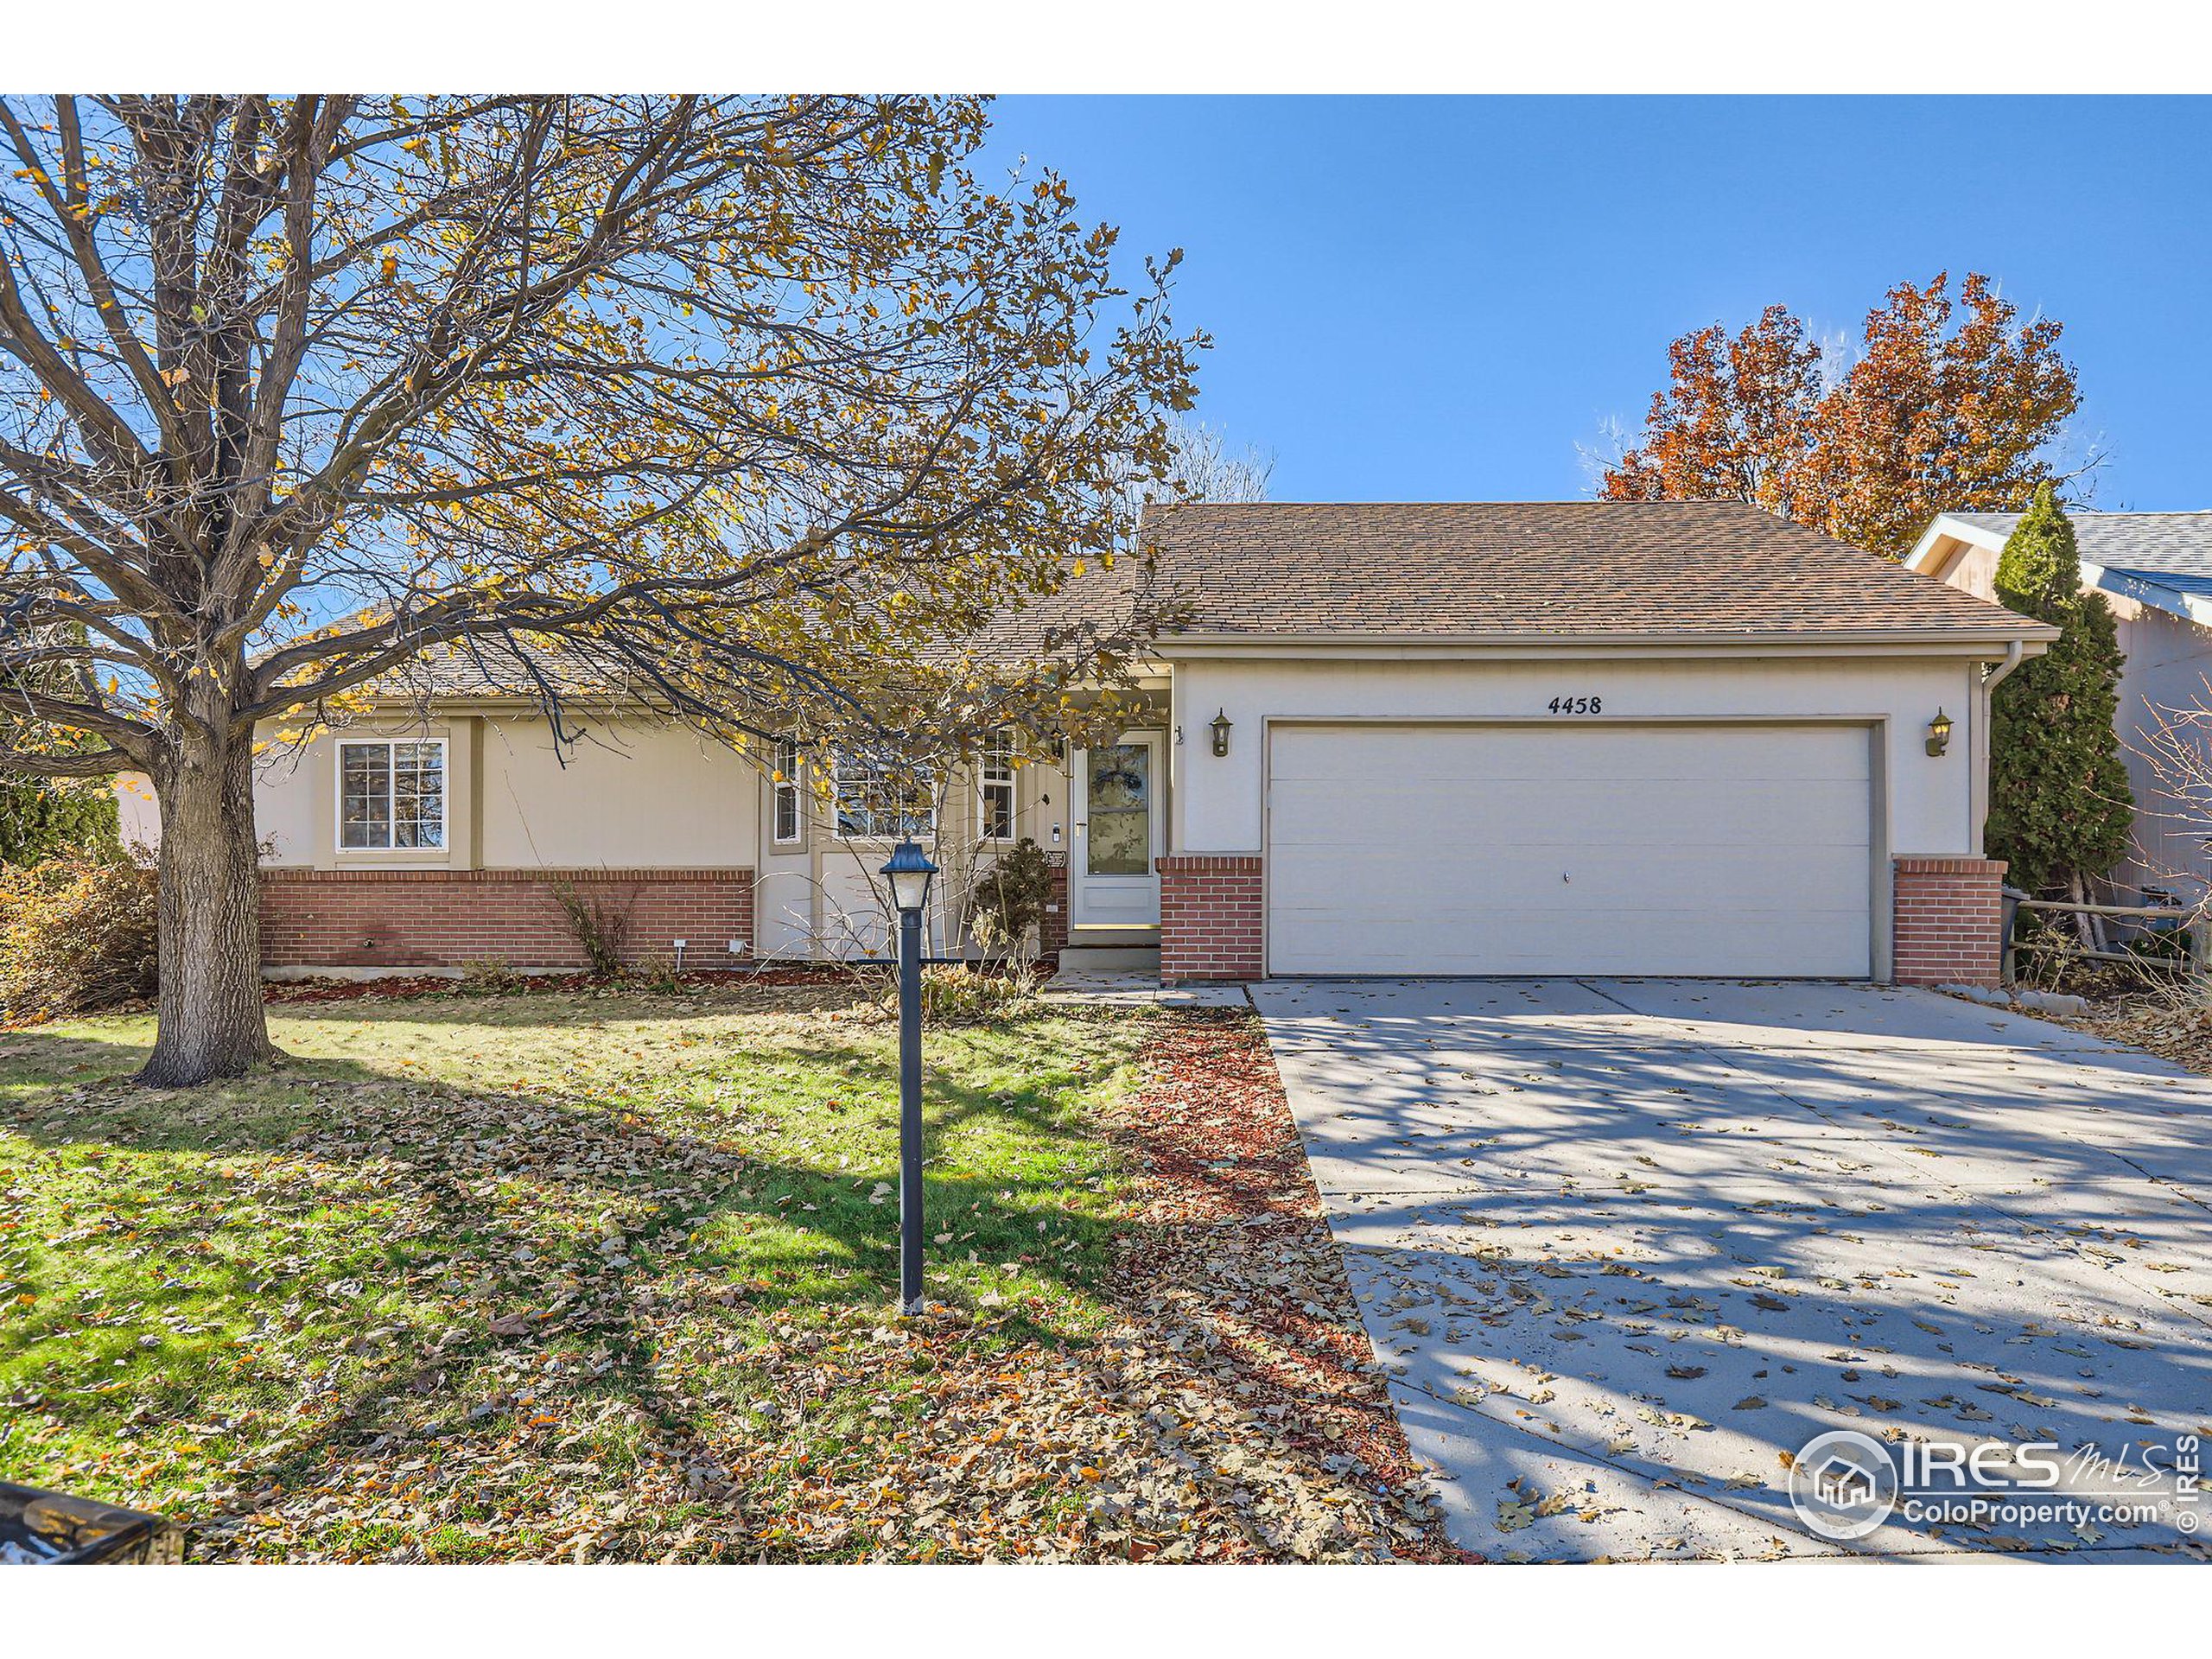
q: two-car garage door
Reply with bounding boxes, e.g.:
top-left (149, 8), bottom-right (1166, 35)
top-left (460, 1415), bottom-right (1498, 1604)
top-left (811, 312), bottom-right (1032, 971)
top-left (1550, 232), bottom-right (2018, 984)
top-left (1266, 723), bottom-right (1873, 977)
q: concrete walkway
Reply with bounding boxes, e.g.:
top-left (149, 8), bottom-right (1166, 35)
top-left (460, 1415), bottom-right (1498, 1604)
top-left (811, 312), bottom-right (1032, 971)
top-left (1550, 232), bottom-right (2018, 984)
top-left (1251, 978), bottom-right (2212, 1561)
top-left (1040, 967), bottom-right (1252, 1008)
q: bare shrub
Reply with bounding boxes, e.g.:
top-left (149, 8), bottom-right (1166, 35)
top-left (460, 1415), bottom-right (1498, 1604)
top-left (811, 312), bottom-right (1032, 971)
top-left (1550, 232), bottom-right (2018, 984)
top-left (550, 881), bottom-right (632, 979)
top-left (458, 958), bottom-right (526, 995)
top-left (0, 852), bottom-right (159, 1022)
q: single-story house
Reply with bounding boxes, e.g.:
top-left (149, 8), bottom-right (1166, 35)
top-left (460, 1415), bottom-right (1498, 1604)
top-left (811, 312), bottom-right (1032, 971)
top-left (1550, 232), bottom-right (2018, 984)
top-left (119, 501), bottom-right (2054, 987)
top-left (1908, 510), bottom-right (2212, 906)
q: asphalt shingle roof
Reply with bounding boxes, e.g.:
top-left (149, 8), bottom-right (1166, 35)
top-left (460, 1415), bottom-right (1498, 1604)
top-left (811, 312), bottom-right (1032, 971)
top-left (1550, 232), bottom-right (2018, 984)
top-left (364, 502), bottom-right (2050, 700)
top-left (1133, 500), bottom-right (2044, 639)
top-left (1947, 511), bottom-right (2212, 585)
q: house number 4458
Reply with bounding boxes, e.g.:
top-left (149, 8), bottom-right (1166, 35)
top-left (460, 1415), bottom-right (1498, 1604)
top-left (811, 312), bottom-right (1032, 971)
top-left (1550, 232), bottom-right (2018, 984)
top-left (1548, 696), bottom-right (1604, 715)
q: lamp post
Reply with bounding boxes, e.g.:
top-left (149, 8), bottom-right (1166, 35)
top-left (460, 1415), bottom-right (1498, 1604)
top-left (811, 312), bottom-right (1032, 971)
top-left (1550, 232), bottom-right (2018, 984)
top-left (880, 839), bottom-right (938, 1314)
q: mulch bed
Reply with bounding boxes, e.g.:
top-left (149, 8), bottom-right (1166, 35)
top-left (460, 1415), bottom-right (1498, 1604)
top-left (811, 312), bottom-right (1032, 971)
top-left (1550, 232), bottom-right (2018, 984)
top-left (259, 959), bottom-right (1063, 1010)
top-left (1096, 1007), bottom-right (1474, 1561)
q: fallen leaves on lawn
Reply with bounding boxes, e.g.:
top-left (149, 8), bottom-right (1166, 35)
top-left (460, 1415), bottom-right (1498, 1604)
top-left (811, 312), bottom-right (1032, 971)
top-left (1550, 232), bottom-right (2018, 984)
top-left (3, 996), bottom-right (1465, 1562)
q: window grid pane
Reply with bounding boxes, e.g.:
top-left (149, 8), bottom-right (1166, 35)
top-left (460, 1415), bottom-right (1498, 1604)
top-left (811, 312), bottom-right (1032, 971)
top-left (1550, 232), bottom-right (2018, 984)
top-left (340, 743), bottom-right (391, 849)
top-left (391, 742), bottom-right (445, 849)
top-left (979, 730), bottom-right (1015, 838)
top-left (772, 738), bottom-right (800, 842)
top-left (836, 753), bottom-right (935, 839)
top-left (339, 740), bottom-right (444, 850)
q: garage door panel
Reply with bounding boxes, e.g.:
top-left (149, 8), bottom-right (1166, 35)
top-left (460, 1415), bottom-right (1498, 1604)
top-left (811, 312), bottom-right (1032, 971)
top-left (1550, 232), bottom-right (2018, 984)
top-left (1267, 841), bottom-right (1872, 912)
top-left (1269, 779), bottom-right (1872, 850)
top-left (1266, 724), bottom-right (1873, 978)
top-left (1270, 725), bottom-right (1870, 785)
top-left (1268, 916), bottom-right (1869, 976)
top-left (1268, 925), bottom-right (1869, 978)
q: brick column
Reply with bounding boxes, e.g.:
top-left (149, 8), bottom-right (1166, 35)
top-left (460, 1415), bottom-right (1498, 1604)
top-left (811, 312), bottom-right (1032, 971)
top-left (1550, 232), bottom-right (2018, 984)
top-left (1156, 855), bottom-right (1263, 983)
top-left (1891, 856), bottom-right (2008, 987)
top-left (1041, 851), bottom-right (1069, 957)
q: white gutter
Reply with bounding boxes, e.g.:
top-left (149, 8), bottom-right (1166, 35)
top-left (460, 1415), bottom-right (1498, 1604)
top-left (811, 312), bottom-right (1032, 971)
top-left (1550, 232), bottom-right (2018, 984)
top-left (1984, 638), bottom-right (2028, 694)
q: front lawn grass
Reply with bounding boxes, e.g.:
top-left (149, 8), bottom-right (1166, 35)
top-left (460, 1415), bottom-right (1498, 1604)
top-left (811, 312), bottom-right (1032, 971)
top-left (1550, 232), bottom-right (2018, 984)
top-left (0, 982), bottom-right (1144, 1560)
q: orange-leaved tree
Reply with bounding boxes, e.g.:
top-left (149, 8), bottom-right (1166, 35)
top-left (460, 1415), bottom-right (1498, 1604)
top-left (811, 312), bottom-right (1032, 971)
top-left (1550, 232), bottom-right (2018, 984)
top-left (1599, 273), bottom-right (2083, 558)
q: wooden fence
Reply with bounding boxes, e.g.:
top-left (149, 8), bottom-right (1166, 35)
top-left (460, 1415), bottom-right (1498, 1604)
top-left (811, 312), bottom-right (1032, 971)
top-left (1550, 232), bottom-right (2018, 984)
top-left (2001, 887), bottom-right (2210, 983)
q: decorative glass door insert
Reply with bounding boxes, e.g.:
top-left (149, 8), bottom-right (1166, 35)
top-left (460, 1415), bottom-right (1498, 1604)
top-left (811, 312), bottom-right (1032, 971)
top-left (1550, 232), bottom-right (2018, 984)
top-left (1085, 744), bottom-right (1152, 875)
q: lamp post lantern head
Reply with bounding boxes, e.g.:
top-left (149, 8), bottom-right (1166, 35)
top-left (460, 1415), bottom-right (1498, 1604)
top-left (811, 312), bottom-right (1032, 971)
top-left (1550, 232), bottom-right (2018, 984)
top-left (881, 839), bottom-right (938, 916)
top-left (1925, 709), bottom-right (1953, 758)
top-left (1210, 708), bottom-right (1233, 758)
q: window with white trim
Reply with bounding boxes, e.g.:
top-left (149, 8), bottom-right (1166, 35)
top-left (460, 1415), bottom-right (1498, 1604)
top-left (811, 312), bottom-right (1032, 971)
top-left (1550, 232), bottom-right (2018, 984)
top-left (978, 729), bottom-right (1015, 840)
top-left (771, 736), bottom-right (803, 844)
top-left (339, 739), bottom-right (445, 849)
top-left (834, 750), bottom-right (934, 839)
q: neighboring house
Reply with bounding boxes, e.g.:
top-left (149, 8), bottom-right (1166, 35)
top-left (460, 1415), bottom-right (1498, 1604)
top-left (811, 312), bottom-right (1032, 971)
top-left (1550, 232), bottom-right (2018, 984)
top-left (1908, 511), bottom-right (2212, 906)
top-left (119, 501), bottom-right (2052, 987)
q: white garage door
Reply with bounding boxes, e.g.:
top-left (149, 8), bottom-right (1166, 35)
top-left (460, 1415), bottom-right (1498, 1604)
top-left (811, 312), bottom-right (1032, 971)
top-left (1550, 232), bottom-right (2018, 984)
top-left (1267, 723), bottom-right (1872, 977)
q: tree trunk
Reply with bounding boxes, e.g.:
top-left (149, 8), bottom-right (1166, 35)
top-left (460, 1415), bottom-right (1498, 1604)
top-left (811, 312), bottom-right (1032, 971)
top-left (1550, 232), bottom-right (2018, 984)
top-left (2068, 871), bottom-right (2107, 954)
top-left (138, 730), bottom-right (271, 1086)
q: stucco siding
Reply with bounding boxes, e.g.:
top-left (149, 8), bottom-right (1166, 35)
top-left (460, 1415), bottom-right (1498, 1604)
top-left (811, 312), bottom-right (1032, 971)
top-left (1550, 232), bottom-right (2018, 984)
top-left (1165, 655), bottom-right (1981, 861)
top-left (475, 717), bottom-right (758, 871)
top-left (112, 772), bottom-right (161, 854)
top-left (250, 743), bottom-right (321, 866)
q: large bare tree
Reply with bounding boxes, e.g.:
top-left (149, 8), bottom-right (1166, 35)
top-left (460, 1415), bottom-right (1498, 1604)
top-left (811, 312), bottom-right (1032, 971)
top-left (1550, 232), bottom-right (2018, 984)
top-left (0, 95), bottom-right (1198, 1084)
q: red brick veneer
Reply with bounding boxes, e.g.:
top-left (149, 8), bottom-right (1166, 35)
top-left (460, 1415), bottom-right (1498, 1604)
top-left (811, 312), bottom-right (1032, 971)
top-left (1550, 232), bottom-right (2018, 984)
top-left (1891, 856), bottom-right (2007, 987)
top-left (1041, 852), bottom-right (1070, 957)
top-left (259, 868), bottom-right (753, 972)
top-left (1156, 854), bottom-right (1264, 983)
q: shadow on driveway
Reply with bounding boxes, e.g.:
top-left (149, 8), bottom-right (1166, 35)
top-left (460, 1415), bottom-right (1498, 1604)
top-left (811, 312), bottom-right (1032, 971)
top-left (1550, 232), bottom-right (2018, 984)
top-left (1253, 977), bottom-right (2212, 1562)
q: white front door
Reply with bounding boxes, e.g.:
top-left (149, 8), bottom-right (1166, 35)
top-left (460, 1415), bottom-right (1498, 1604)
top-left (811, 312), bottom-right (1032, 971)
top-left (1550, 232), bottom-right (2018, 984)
top-left (1071, 731), bottom-right (1164, 930)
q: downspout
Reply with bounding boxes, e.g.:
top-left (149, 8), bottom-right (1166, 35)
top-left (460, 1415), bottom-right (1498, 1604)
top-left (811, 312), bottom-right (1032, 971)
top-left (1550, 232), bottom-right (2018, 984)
top-left (1971, 640), bottom-right (2027, 853)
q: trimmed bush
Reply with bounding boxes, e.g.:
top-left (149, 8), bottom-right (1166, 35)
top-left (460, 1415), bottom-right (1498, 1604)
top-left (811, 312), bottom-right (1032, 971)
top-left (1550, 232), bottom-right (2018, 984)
top-left (969, 836), bottom-right (1054, 959)
top-left (0, 774), bottom-right (119, 868)
top-left (0, 852), bottom-right (159, 1023)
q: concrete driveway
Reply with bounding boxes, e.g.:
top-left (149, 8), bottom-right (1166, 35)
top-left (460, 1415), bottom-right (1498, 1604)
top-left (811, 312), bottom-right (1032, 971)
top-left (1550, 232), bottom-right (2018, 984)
top-left (1251, 978), bottom-right (2212, 1561)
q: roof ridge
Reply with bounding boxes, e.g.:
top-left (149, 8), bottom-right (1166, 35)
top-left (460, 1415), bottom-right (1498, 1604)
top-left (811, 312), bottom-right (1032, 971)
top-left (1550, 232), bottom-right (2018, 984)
top-left (1124, 499), bottom-right (2044, 639)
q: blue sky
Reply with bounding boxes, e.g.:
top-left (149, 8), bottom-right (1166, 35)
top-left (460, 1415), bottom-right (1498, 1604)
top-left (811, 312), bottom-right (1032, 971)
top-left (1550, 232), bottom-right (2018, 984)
top-left (986, 96), bottom-right (2211, 509)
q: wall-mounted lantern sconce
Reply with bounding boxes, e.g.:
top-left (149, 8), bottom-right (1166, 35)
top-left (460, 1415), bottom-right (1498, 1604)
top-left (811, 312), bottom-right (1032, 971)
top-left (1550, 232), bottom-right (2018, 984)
top-left (1925, 709), bottom-right (1953, 758)
top-left (1211, 709), bottom-right (1234, 758)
